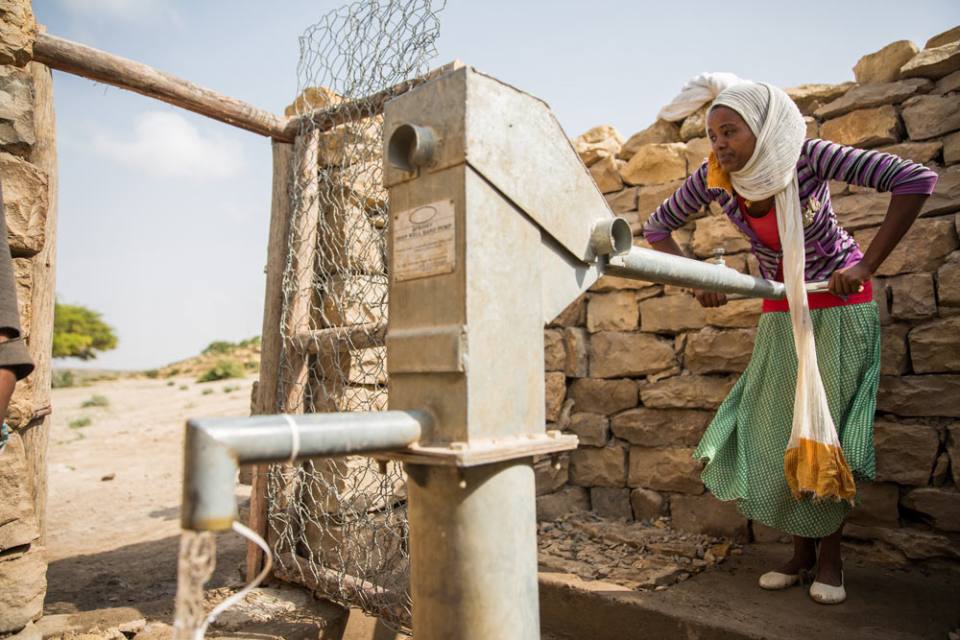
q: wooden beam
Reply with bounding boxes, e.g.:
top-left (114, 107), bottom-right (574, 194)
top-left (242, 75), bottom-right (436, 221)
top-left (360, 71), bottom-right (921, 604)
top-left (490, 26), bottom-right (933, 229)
top-left (31, 32), bottom-right (292, 141)
top-left (246, 140), bottom-right (295, 581)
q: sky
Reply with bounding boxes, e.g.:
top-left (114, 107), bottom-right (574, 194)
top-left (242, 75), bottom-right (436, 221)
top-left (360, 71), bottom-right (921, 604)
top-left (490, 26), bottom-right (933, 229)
top-left (34, 0), bottom-right (959, 370)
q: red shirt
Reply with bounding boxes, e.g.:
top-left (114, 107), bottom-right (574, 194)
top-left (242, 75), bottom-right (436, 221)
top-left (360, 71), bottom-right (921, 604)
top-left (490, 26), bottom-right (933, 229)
top-left (738, 197), bottom-right (873, 313)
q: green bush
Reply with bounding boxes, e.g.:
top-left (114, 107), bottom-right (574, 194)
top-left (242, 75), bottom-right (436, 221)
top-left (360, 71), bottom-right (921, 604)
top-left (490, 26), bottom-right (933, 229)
top-left (203, 340), bottom-right (235, 355)
top-left (202, 388), bottom-right (214, 396)
top-left (81, 394), bottom-right (109, 408)
top-left (69, 416), bottom-right (92, 429)
top-left (167, 381), bottom-right (175, 387)
top-left (223, 384), bottom-right (240, 393)
top-left (144, 369), bottom-right (159, 379)
top-left (197, 360), bottom-right (244, 383)
top-left (179, 384), bottom-right (189, 391)
top-left (52, 370), bottom-right (75, 389)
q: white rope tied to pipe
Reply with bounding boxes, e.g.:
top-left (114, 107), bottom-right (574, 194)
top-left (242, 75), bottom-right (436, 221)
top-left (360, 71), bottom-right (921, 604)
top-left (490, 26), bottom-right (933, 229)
top-left (709, 82), bottom-right (856, 502)
top-left (191, 521), bottom-right (273, 640)
top-left (282, 413), bottom-right (301, 465)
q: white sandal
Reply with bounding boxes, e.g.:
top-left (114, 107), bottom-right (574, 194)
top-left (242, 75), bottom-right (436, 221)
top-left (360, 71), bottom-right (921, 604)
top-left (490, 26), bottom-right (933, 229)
top-left (809, 571), bottom-right (846, 604)
top-left (758, 570), bottom-right (803, 590)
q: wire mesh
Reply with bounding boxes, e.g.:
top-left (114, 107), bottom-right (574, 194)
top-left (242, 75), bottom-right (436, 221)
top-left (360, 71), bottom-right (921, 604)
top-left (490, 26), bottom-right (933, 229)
top-left (266, 0), bottom-right (446, 630)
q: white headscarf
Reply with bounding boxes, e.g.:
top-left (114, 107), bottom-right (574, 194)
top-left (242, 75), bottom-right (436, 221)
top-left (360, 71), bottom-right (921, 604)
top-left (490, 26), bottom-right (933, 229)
top-left (709, 83), bottom-right (855, 502)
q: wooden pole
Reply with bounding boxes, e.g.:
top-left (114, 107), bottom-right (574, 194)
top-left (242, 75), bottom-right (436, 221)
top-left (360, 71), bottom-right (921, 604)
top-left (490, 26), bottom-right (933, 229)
top-left (31, 32), bottom-right (292, 141)
top-left (19, 58), bottom-right (59, 542)
top-left (246, 140), bottom-right (295, 581)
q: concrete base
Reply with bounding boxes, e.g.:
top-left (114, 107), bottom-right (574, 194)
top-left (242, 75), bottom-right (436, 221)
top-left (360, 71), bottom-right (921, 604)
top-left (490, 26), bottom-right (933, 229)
top-left (539, 542), bottom-right (960, 640)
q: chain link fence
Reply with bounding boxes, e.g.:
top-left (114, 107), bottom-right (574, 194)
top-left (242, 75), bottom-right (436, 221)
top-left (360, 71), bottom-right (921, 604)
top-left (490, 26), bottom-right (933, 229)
top-left (265, 0), bottom-right (446, 630)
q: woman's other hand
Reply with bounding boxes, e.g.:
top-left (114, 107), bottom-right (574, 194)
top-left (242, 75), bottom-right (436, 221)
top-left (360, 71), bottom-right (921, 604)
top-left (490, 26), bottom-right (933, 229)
top-left (828, 261), bottom-right (871, 297)
top-left (693, 289), bottom-right (728, 307)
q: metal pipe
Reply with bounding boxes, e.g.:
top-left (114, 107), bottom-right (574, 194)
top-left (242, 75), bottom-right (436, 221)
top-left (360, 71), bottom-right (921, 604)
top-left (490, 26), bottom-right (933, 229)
top-left (181, 410), bottom-right (428, 531)
top-left (605, 246), bottom-right (787, 298)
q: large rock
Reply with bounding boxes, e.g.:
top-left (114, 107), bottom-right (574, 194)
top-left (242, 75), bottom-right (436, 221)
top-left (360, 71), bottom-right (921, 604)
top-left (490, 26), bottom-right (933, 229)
top-left (901, 487), bottom-right (960, 532)
top-left (544, 329), bottom-right (565, 371)
top-left (683, 327), bottom-right (755, 374)
top-left (574, 125), bottom-right (624, 167)
top-left (586, 291), bottom-right (639, 332)
top-left (888, 273), bottom-right (937, 320)
top-left (0, 66), bottom-right (35, 157)
top-left (934, 69), bottom-right (960, 94)
top-left (640, 374), bottom-right (738, 410)
top-left (0, 545), bottom-right (45, 633)
top-left (820, 105), bottom-right (901, 148)
top-left (545, 371), bottom-right (566, 422)
top-left (569, 444), bottom-right (627, 487)
top-left (563, 327), bottom-right (589, 378)
top-left (537, 486), bottom-right (589, 521)
top-left (848, 482), bottom-right (900, 528)
top-left (636, 179), bottom-right (685, 220)
top-left (567, 412), bottom-right (610, 447)
top-left (619, 143), bottom-right (687, 186)
top-left (853, 40), bottom-right (919, 84)
top-left (926, 26), bottom-right (960, 49)
top-left (909, 316), bottom-right (960, 373)
top-left (318, 200), bottom-right (383, 274)
top-left (814, 79), bottom-right (930, 120)
top-left (901, 94), bottom-right (960, 140)
top-left (704, 298), bottom-right (762, 328)
top-left (638, 294), bottom-right (707, 333)
top-left (285, 86), bottom-right (342, 116)
top-left (591, 276), bottom-right (662, 294)
top-left (939, 252), bottom-right (960, 309)
top-left (786, 83), bottom-right (855, 115)
top-left (878, 375), bottom-right (960, 417)
top-left (320, 275), bottom-right (387, 327)
top-left (0, 433), bottom-right (38, 551)
top-left (534, 455), bottom-right (569, 496)
top-left (881, 324), bottom-right (910, 376)
top-left (568, 378), bottom-right (638, 415)
top-left (900, 42), bottom-right (960, 80)
top-left (549, 295), bottom-right (586, 328)
top-left (591, 487), bottom-right (633, 520)
top-left (611, 407), bottom-right (712, 447)
top-left (679, 106), bottom-right (708, 142)
top-left (0, 0), bottom-right (35, 66)
top-left (630, 487), bottom-right (664, 521)
top-left (877, 141), bottom-right (943, 164)
top-left (922, 165), bottom-right (960, 217)
top-left (945, 131), bottom-right (960, 166)
top-left (605, 186), bottom-right (638, 214)
top-left (628, 447), bottom-right (703, 494)
top-left (619, 120), bottom-right (680, 160)
top-left (844, 523), bottom-right (960, 560)
top-left (691, 215), bottom-right (750, 258)
top-left (833, 192), bottom-right (889, 230)
top-left (670, 494), bottom-right (748, 541)
top-left (589, 155), bottom-right (625, 194)
top-left (684, 137), bottom-right (712, 174)
top-left (855, 216), bottom-right (958, 276)
top-left (0, 152), bottom-right (47, 257)
top-left (589, 332), bottom-right (676, 379)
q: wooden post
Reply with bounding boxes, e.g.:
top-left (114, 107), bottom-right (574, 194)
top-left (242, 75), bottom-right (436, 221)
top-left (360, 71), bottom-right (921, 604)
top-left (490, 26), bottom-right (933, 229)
top-left (19, 58), bottom-right (58, 541)
top-left (246, 140), bottom-right (295, 580)
top-left (31, 33), bottom-right (291, 141)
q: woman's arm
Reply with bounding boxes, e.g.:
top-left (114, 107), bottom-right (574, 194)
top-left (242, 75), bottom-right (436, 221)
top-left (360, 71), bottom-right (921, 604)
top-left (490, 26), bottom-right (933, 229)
top-left (829, 193), bottom-right (930, 295)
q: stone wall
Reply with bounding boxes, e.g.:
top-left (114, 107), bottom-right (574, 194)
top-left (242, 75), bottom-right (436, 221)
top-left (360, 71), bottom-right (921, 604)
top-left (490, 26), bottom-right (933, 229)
top-left (535, 25), bottom-right (960, 563)
top-left (0, 1), bottom-right (56, 637)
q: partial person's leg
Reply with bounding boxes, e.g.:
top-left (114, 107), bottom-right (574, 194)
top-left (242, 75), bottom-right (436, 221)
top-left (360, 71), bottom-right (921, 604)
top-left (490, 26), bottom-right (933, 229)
top-left (776, 535), bottom-right (817, 575)
top-left (814, 523), bottom-right (843, 586)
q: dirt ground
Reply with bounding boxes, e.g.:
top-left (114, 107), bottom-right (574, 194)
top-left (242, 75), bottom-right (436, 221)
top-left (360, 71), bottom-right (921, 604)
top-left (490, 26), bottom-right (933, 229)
top-left (45, 374), bottom-right (256, 614)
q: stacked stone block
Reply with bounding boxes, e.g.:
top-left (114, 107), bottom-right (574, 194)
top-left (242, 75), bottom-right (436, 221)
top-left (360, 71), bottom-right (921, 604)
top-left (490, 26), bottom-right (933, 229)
top-left (536, 25), bottom-right (960, 560)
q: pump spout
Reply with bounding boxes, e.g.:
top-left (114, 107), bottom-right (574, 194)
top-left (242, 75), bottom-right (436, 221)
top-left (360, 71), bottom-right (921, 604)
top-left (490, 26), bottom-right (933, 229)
top-left (181, 410), bottom-right (429, 531)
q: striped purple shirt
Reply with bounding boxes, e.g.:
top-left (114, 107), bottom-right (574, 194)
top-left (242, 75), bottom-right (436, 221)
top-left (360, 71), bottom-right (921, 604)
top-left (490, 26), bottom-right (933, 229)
top-left (642, 138), bottom-right (940, 281)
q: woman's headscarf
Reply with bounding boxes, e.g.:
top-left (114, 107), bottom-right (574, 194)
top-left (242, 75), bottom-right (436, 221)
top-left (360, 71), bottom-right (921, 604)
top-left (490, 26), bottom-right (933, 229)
top-left (709, 83), bottom-right (856, 503)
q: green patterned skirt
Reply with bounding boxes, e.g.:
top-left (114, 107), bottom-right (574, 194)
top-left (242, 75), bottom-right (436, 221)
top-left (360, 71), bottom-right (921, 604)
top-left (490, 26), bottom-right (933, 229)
top-left (693, 302), bottom-right (881, 538)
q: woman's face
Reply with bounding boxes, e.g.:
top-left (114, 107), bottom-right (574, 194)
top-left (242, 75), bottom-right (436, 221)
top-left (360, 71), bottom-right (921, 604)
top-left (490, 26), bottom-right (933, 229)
top-left (707, 106), bottom-right (756, 172)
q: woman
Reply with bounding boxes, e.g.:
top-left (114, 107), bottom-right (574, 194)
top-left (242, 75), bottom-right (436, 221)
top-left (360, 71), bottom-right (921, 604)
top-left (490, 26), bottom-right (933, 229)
top-left (642, 82), bottom-right (938, 604)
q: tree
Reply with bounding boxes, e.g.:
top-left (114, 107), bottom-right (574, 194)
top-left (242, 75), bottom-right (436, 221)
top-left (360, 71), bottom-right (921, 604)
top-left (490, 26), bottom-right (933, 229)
top-left (53, 302), bottom-right (118, 360)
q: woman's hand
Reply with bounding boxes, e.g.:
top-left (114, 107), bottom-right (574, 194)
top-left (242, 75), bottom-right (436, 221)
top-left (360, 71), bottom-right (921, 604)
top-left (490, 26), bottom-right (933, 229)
top-left (828, 261), bottom-right (872, 297)
top-left (692, 289), bottom-right (728, 307)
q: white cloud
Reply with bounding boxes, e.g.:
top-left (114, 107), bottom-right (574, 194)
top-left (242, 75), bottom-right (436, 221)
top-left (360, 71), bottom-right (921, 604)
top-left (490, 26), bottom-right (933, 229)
top-left (93, 111), bottom-right (244, 180)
